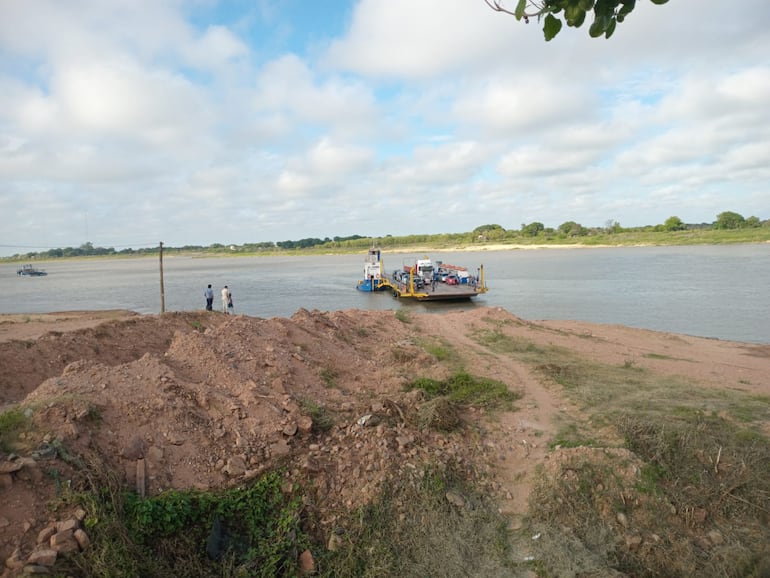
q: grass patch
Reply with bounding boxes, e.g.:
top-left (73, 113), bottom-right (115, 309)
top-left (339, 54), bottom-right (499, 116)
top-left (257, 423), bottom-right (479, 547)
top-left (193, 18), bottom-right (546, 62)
top-left (419, 337), bottom-right (454, 362)
top-left (319, 368), bottom-right (337, 388)
top-left (405, 371), bottom-right (520, 410)
top-left (0, 406), bottom-right (31, 452)
top-left (60, 468), bottom-right (309, 578)
top-left (299, 399), bottom-right (335, 433)
top-left (394, 309), bottom-right (411, 324)
top-left (317, 462), bottom-right (520, 577)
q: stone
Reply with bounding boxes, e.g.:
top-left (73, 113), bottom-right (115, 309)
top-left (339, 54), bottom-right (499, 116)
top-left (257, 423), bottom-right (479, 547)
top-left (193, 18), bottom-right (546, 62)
top-left (708, 530), bottom-right (724, 545)
top-left (271, 439), bottom-right (291, 457)
top-left (616, 512), bottom-right (628, 528)
top-left (445, 491), bottom-right (466, 508)
top-left (224, 456), bottom-right (247, 477)
top-left (283, 422), bottom-right (298, 436)
top-left (21, 564), bottom-right (52, 574)
top-left (121, 435), bottom-right (147, 460)
top-left (297, 416), bottom-right (313, 434)
top-left (298, 549), bottom-right (315, 575)
top-left (74, 528), bottom-right (91, 550)
top-left (26, 549), bottom-right (57, 567)
top-left (146, 446), bottom-right (164, 463)
top-left (36, 525), bottom-right (56, 545)
top-left (50, 529), bottom-right (80, 554)
top-left (73, 508), bottom-right (87, 522)
top-left (5, 548), bottom-right (24, 570)
top-left (0, 461), bottom-right (22, 474)
top-left (55, 519), bottom-right (79, 533)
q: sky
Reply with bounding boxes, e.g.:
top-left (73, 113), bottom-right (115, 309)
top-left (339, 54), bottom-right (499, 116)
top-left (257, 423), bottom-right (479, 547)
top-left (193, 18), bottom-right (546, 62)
top-left (1, 0), bottom-right (769, 255)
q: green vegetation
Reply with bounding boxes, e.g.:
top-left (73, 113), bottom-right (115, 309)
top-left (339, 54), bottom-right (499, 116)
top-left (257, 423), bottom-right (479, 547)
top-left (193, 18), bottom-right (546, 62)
top-left (394, 309), bottom-right (411, 324)
top-left (299, 399), bottom-right (335, 433)
top-left (405, 371), bottom-right (520, 410)
top-left (486, 0), bottom-right (672, 41)
top-left (0, 406), bottom-right (29, 452)
top-left (3, 211), bottom-right (768, 262)
top-left (61, 470), bottom-right (308, 577)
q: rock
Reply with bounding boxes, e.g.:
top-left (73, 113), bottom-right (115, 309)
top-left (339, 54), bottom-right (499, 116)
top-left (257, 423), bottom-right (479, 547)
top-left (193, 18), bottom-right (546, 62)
top-left (50, 529), bottom-right (80, 554)
top-left (625, 534), bottom-right (642, 551)
top-left (327, 531), bottom-right (344, 552)
top-left (271, 439), bottom-right (291, 457)
top-left (297, 416), bottom-right (313, 434)
top-left (26, 549), bottom-right (57, 567)
top-left (224, 456), bottom-right (247, 477)
top-left (0, 461), bottom-right (22, 474)
top-left (298, 549), bottom-right (315, 575)
top-left (0, 473), bottom-right (13, 489)
top-left (74, 529), bottom-right (90, 550)
top-left (146, 446), bottom-right (164, 463)
top-left (74, 508), bottom-right (87, 522)
top-left (283, 422), bottom-right (298, 436)
top-left (22, 564), bottom-right (52, 574)
top-left (121, 435), bottom-right (147, 460)
top-left (708, 530), bottom-right (724, 545)
top-left (36, 525), bottom-right (56, 545)
top-left (55, 519), bottom-right (79, 533)
top-left (445, 490), bottom-right (466, 508)
top-left (5, 548), bottom-right (24, 570)
top-left (616, 512), bottom-right (628, 528)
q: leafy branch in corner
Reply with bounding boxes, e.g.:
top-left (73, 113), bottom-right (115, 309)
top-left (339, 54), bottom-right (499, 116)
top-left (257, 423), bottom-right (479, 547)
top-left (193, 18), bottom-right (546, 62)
top-left (484, 0), bottom-right (670, 41)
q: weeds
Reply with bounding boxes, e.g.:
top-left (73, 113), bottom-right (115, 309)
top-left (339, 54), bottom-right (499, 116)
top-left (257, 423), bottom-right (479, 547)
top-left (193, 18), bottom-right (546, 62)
top-left (317, 462), bottom-right (520, 577)
top-left (394, 309), bottom-right (411, 324)
top-left (405, 371), bottom-right (520, 410)
top-left (319, 368), bottom-right (337, 388)
top-left (0, 406), bottom-right (30, 451)
top-left (299, 399), bottom-right (335, 433)
top-left (61, 467), bottom-right (308, 578)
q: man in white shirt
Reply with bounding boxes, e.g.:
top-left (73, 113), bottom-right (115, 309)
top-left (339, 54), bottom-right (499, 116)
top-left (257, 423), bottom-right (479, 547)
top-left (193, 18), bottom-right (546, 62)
top-left (221, 286), bottom-right (230, 313)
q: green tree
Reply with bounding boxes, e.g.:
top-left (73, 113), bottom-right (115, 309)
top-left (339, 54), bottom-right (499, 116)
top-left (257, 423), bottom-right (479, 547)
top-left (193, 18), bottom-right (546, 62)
top-left (714, 211), bottom-right (746, 230)
top-left (521, 221), bottom-right (545, 237)
top-left (557, 221), bottom-right (585, 237)
top-left (745, 216), bottom-right (761, 228)
top-left (484, 0), bottom-right (670, 41)
top-left (663, 216), bottom-right (686, 231)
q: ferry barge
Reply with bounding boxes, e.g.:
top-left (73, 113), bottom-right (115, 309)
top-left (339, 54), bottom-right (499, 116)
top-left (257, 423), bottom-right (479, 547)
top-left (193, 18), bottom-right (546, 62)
top-left (356, 248), bottom-right (487, 301)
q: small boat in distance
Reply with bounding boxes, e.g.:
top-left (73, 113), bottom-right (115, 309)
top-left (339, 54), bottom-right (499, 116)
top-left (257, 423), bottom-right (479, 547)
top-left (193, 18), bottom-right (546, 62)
top-left (17, 264), bottom-right (48, 277)
top-left (356, 248), bottom-right (488, 301)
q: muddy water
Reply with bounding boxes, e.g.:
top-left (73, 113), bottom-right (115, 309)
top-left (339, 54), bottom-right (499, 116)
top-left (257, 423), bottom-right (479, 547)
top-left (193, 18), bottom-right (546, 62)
top-left (2, 244), bottom-right (769, 343)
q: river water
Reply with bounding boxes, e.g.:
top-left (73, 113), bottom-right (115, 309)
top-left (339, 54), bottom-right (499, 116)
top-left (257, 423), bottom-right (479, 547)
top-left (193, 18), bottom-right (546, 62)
top-left (2, 245), bottom-right (768, 344)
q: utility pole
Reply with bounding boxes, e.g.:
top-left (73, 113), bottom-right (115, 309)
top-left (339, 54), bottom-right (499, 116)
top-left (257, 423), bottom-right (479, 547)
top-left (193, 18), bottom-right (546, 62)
top-left (159, 241), bottom-right (165, 313)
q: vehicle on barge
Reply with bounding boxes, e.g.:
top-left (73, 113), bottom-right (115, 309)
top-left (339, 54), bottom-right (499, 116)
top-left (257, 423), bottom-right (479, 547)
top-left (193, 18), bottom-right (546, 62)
top-left (356, 249), bottom-right (487, 301)
top-left (16, 264), bottom-right (48, 277)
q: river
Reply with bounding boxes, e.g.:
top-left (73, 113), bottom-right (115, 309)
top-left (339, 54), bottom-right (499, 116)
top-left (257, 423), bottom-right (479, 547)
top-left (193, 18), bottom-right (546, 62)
top-left (2, 244), bottom-right (768, 344)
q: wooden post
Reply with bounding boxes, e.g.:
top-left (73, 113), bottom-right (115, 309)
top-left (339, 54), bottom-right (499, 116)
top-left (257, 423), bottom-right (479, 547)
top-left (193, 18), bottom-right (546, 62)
top-left (159, 241), bottom-right (165, 313)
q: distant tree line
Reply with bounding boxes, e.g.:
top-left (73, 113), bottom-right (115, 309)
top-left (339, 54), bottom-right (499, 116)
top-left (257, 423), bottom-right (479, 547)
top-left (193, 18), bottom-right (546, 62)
top-left (6, 212), bottom-right (767, 261)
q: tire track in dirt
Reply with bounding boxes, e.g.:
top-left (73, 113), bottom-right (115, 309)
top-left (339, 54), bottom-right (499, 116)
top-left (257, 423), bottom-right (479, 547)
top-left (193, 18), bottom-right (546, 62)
top-left (418, 309), bottom-right (576, 526)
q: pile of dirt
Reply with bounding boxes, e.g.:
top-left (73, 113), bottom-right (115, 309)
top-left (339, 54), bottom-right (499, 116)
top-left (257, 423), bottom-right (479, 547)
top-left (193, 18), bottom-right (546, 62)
top-left (1, 307), bottom-right (768, 575)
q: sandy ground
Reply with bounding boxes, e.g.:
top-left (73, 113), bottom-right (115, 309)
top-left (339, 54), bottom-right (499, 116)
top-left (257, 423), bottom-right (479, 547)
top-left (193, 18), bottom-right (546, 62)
top-left (0, 308), bottom-right (768, 569)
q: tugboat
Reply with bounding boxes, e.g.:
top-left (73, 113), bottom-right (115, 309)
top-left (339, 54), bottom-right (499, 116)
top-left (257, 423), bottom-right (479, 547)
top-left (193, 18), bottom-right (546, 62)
top-left (356, 247), bottom-right (393, 292)
top-left (357, 249), bottom-right (487, 301)
top-left (16, 264), bottom-right (48, 277)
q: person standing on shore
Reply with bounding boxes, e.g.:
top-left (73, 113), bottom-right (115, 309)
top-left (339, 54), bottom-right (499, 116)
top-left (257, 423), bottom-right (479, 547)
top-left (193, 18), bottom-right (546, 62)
top-left (221, 285), bottom-right (231, 314)
top-left (204, 284), bottom-right (214, 311)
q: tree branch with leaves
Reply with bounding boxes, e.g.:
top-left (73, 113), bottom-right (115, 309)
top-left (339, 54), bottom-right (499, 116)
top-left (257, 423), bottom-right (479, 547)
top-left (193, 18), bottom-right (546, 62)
top-left (484, 0), bottom-right (670, 41)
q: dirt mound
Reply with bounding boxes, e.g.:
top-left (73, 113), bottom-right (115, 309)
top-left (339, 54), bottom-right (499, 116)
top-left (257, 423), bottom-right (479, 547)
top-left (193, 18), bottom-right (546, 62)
top-left (1, 307), bottom-right (768, 575)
